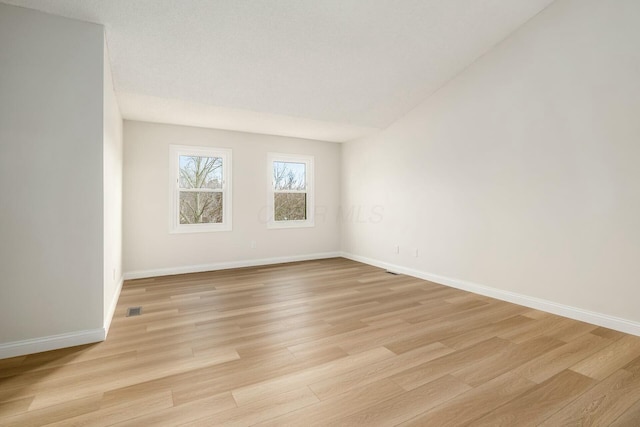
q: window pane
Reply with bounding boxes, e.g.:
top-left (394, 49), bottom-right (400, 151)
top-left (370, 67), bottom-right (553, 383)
top-left (179, 191), bottom-right (223, 224)
top-left (273, 161), bottom-right (306, 190)
top-left (179, 155), bottom-right (223, 189)
top-left (274, 193), bottom-right (306, 221)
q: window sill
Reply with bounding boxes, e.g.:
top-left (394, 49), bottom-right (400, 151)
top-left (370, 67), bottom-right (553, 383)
top-left (170, 224), bottom-right (232, 234)
top-left (267, 220), bottom-right (315, 230)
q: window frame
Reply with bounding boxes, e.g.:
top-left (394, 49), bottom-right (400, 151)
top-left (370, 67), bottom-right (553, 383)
top-left (169, 144), bottom-right (232, 234)
top-left (267, 152), bottom-right (314, 229)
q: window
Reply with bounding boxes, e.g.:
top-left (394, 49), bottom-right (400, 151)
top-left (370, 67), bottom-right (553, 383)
top-left (169, 145), bottom-right (232, 233)
top-left (267, 152), bottom-right (314, 229)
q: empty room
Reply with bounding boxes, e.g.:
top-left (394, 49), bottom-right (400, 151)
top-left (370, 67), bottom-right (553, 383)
top-left (1, 0), bottom-right (640, 425)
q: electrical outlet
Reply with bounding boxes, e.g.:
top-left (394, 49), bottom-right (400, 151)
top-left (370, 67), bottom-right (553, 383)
top-left (394, 245), bottom-right (400, 254)
top-left (112, 268), bottom-right (116, 280)
top-left (413, 248), bottom-right (419, 257)
top-left (250, 240), bottom-right (257, 249)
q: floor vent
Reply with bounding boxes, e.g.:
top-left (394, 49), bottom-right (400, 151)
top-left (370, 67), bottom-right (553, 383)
top-left (386, 271), bottom-right (401, 275)
top-left (126, 307), bottom-right (142, 317)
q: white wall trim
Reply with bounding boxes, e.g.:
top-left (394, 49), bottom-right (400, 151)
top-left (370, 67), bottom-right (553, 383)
top-left (0, 328), bottom-right (105, 360)
top-left (104, 274), bottom-right (124, 336)
top-left (341, 252), bottom-right (640, 337)
top-left (123, 252), bottom-right (341, 280)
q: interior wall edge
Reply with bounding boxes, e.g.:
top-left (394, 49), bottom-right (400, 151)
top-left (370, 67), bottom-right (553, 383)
top-left (340, 252), bottom-right (640, 338)
top-left (103, 274), bottom-right (124, 336)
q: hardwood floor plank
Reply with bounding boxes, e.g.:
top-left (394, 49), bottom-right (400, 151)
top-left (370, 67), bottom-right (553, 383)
top-left (26, 349), bottom-right (239, 410)
top-left (451, 336), bottom-right (564, 387)
top-left (309, 342), bottom-right (455, 400)
top-left (0, 394), bottom-right (102, 427)
top-left (255, 378), bottom-right (405, 426)
top-left (170, 350), bottom-right (299, 406)
top-left (469, 369), bottom-right (596, 426)
top-left (0, 356), bottom-right (26, 370)
top-left (184, 386), bottom-right (319, 426)
top-left (439, 315), bottom-right (534, 350)
top-left (334, 374), bottom-right (471, 425)
top-left (231, 346), bottom-right (395, 406)
top-left (399, 371), bottom-right (535, 427)
top-left (111, 392), bottom-right (237, 427)
top-left (570, 335), bottom-right (640, 380)
top-left (512, 332), bottom-right (613, 383)
top-left (287, 345), bottom-right (349, 365)
top-left (591, 326), bottom-right (628, 341)
top-left (497, 313), bottom-right (575, 344)
top-left (390, 337), bottom-right (513, 391)
top-left (623, 354), bottom-right (640, 376)
top-left (540, 369), bottom-right (640, 426)
top-left (610, 398), bottom-right (640, 427)
top-left (45, 389), bottom-right (173, 427)
top-left (0, 396), bottom-right (34, 418)
top-left (544, 319), bottom-right (599, 342)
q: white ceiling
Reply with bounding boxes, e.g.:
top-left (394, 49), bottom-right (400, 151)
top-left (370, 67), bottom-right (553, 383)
top-left (3, 0), bottom-right (555, 142)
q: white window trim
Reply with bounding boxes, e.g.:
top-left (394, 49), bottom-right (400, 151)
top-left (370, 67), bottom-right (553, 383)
top-left (267, 152), bottom-right (314, 229)
top-left (169, 145), bottom-right (232, 233)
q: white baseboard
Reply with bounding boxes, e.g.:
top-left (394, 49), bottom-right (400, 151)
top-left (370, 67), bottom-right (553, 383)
top-left (123, 252), bottom-right (342, 280)
top-left (0, 328), bottom-right (105, 360)
top-left (104, 274), bottom-right (124, 336)
top-left (341, 252), bottom-right (640, 337)
top-left (2, 274), bottom-right (124, 360)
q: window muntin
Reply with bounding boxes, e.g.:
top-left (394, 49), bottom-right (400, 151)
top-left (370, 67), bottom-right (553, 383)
top-left (170, 146), bottom-right (232, 233)
top-left (267, 153), bottom-right (314, 228)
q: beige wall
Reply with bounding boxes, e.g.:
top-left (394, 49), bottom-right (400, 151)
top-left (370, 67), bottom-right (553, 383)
top-left (123, 121), bottom-right (341, 276)
top-left (0, 5), bottom-right (105, 346)
top-left (342, 0), bottom-right (640, 325)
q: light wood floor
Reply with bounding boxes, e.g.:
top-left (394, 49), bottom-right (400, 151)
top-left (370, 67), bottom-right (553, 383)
top-left (2, 258), bottom-right (640, 426)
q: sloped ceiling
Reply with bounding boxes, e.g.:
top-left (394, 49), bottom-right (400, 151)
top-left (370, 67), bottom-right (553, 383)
top-left (3, 0), bottom-right (555, 141)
